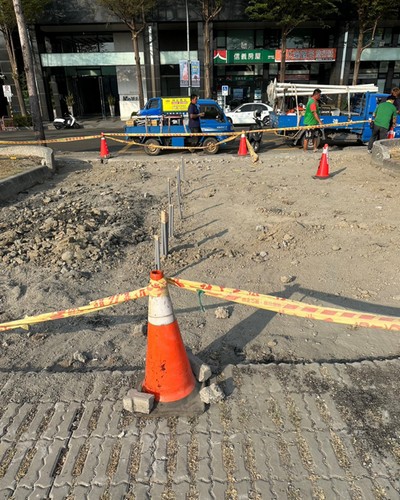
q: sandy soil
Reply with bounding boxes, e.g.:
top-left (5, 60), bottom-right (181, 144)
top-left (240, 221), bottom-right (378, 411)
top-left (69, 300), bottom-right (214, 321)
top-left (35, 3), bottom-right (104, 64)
top-left (0, 147), bottom-right (400, 379)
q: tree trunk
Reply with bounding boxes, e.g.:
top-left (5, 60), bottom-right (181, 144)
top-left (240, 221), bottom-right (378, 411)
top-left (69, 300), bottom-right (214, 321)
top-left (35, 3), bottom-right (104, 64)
top-left (4, 29), bottom-right (27, 116)
top-left (279, 30), bottom-right (287, 84)
top-left (12, 0), bottom-right (45, 141)
top-left (204, 19), bottom-right (211, 98)
top-left (131, 21), bottom-right (145, 110)
top-left (352, 26), bottom-right (364, 86)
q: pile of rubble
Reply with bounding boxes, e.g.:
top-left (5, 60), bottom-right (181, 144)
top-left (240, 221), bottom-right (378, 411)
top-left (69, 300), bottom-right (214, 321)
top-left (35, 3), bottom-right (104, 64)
top-left (0, 183), bottom-right (152, 272)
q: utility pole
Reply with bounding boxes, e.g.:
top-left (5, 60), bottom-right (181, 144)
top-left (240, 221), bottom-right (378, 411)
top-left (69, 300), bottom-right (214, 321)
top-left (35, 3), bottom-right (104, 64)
top-left (185, 0), bottom-right (191, 96)
top-left (12, 0), bottom-right (45, 141)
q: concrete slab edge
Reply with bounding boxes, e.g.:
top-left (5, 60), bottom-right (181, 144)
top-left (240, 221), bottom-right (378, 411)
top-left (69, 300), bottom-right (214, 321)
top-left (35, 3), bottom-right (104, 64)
top-left (371, 138), bottom-right (400, 174)
top-left (0, 146), bottom-right (54, 203)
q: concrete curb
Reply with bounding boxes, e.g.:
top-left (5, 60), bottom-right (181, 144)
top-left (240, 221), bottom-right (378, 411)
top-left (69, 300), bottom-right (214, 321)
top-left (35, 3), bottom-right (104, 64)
top-left (371, 138), bottom-right (400, 174)
top-left (0, 146), bottom-right (54, 203)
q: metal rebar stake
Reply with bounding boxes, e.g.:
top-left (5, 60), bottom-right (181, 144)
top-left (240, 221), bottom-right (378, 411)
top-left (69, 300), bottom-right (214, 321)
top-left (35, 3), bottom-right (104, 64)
top-left (167, 177), bottom-right (171, 206)
top-left (168, 204), bottom-right (174, 238)
top-left (160, 210), bottom-right (169, 256)
top-left (154, 235), bottom-right (160, 269)
top-left (176, 167), bottom-right (183, 219)
top-left (180, 156), bottom-right (185, 182)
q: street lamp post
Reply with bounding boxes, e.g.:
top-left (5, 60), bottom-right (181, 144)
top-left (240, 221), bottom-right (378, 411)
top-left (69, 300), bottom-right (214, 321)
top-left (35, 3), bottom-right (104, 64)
top-left (185, 0), bottom-right (191, 96)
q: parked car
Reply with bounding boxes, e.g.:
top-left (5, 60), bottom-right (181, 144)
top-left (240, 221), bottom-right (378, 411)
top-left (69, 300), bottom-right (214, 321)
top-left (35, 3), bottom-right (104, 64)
top-left (225, 102), bottom-right (273, 126)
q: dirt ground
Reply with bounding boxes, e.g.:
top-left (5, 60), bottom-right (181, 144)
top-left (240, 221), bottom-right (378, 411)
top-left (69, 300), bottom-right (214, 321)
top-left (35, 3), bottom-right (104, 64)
top-left (0, 146), bottom-right (400, 381)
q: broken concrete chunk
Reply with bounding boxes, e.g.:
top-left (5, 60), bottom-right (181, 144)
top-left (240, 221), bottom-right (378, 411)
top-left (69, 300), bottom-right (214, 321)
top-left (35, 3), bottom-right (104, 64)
top-left (199, 383), bottom-right (225, 404)
top-left (123, 388), bottom-right (154, 414)
top-left (186, 348), bottom-right (212, 382)
top-left (214, 306), bottom-right (230, 319)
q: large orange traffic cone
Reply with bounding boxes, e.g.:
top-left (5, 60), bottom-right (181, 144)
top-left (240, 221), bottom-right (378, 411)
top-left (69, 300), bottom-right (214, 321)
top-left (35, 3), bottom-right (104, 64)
top-left (100, 132), bottom-right (110, 160)
top-left (314, 144), bottom-right (330, 179)
top-left (238, 131), bottom-right (248, 156)
top-left (142, 270), bottom-right (196, 403)
top-left (388, 128), bottom-right (395, 139)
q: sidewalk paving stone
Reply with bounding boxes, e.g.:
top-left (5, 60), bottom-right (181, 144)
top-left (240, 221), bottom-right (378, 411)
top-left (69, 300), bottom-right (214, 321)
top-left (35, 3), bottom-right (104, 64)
top-left (0, 363), bottom-right (398, 497)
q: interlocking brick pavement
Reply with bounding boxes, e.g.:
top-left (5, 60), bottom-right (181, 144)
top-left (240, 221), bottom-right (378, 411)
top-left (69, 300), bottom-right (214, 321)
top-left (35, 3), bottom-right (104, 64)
top-left (0, 361), bottom-right (399, 498)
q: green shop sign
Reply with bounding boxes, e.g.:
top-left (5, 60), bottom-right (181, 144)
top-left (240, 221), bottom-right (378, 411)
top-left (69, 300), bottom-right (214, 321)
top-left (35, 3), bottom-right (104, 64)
top-left (213, 49), bottom-right (275, 64)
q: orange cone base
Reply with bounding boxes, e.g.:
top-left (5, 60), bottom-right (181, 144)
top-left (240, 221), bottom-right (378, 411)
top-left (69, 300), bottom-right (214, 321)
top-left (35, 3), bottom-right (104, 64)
top-left (314, 161), bottom-right (330, 179)
top-left (139, 380), bottom-right (205, 417)
top-left (238, 135), bottom-right (248, 156)
top-left (142, 321), bottom-right (196, 403)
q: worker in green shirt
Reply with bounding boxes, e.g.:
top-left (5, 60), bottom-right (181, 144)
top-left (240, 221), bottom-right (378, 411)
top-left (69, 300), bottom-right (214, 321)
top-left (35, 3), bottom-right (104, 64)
top-left (367, 97), bottom-right (397, 153)
top-left (303, 88), bottom-right (323, 152)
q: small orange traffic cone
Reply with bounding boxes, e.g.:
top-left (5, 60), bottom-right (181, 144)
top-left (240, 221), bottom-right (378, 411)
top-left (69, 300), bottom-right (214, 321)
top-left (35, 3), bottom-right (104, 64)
top-left (142, 270), bottom-right (196, 403)
top-left (100, 132), bottom-right (110, 160)
top-left (388, 128), bottom-right (395, 139)
top-left (238, 131), bottom-right (248, 156)
top-left (314, 144), bottom-right (330, 179)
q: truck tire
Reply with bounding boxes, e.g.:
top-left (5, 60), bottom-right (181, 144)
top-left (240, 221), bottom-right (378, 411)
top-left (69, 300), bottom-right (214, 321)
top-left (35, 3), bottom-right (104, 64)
top-left (203, 137), bottom-right (219, 154)
top-left (144, 138), bottom-right (161, 156)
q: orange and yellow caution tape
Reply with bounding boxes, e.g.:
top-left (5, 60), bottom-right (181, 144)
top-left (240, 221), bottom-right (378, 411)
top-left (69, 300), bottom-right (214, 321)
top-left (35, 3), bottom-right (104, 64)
top-left (167, 277), bottom-right (400, 332)
top-left (0, 287), bottom-right (149, 332)
top-left (1, 274), bottom-right (400, 332)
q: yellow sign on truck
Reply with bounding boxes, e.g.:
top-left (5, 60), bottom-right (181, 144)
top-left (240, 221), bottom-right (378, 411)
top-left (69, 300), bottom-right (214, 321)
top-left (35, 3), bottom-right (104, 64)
top-left (162, 97), bottom-right (191, 113)
top-left (138, 97), bottom-right (191, 116)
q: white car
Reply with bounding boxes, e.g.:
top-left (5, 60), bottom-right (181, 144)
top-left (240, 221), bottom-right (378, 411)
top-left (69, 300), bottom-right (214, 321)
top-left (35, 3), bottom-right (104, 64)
top-left (225, 102), bottom-right (273, 126)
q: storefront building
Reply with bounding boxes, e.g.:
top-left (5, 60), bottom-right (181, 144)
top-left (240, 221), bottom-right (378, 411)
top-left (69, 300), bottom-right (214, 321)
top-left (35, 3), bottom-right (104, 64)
top-left (0, 1), bottom-right (399, 120)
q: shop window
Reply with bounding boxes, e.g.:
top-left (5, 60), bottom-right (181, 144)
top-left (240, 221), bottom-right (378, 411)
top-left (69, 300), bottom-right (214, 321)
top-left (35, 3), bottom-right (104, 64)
top-left (255, 30), bottom-right (264, 48)
top-left (49, 34), bottom-right (114, 53)
top-left (227, 30), bottom-right (254, 50)
top-left (216, 31), bottom-right (226, 48)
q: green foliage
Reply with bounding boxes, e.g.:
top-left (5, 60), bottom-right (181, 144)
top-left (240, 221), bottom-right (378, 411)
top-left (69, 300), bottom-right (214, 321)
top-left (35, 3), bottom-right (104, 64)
top-left (0, 0), bottom-right (51, 31)
top-left (245, 0), bottom-right (339, 34)
top-left (13, 113), bottom-right (32, 127)
top-left (346, 0), bottom-right (397, 27)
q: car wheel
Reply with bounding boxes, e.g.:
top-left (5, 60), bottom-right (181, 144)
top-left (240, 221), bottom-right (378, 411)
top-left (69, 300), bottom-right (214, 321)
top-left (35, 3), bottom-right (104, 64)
top-left (203, 137), bottom-right (219, 154)
top-left (144, 138), bottom-right (161, 156)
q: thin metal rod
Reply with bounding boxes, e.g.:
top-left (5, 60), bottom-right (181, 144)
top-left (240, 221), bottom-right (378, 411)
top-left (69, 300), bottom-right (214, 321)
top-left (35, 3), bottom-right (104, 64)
top-left (167, 177), bottom-right (171, 205)
top-left (160, 210), bottom-right (169, 256)
top-left (176, 167), bottom-right (183, 220)
top-left (168, 204), bottom-right (174, 238)
top-left (180, 156), bottom-right (185, 182)
top-left (154, 235), bottom-right (160, 270)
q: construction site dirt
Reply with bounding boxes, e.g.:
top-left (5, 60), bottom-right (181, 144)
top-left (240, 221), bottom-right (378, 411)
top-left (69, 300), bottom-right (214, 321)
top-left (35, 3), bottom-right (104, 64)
top-left (0, 146), bottom-right (400, 497)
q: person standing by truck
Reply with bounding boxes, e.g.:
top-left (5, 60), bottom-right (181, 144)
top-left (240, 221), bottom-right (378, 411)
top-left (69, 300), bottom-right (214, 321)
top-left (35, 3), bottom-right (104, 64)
top-left (367, 97), bottom-right (397, 153)
top-left (303, 88), bottom-right (323, 152)
top-left (188, 94), bottom-right (204, 147)
top-left (383, 87), bottom-right (400, 113)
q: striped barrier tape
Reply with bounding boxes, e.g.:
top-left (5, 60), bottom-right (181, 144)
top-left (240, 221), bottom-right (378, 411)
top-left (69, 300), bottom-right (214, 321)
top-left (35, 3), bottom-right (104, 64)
top-left (0, 135), bottom-right (101, 145)
top-left (1, 274), bottom-right (400, 333)
top-left (167, 277), bottom-right (400, 332)
top-left (0, 120), bottom-right (368, 146)
top-left (245, 137), bottom-right (259, 163)
top-left (0, 287), bottom-right (149, 332)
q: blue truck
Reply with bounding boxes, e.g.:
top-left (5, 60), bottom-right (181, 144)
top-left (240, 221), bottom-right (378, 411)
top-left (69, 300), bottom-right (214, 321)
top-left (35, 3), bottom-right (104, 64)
top-left (269, 90), bottom-right (400, 146)
top-left (125, 98), bottom-right (234, 155)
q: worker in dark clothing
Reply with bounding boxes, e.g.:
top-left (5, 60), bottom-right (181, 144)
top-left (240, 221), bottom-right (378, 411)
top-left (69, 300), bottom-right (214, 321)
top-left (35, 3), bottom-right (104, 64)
top-left (188, 94), bottom-right (204, 147)
top-left (367, 97), bottom-right (397, 153)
